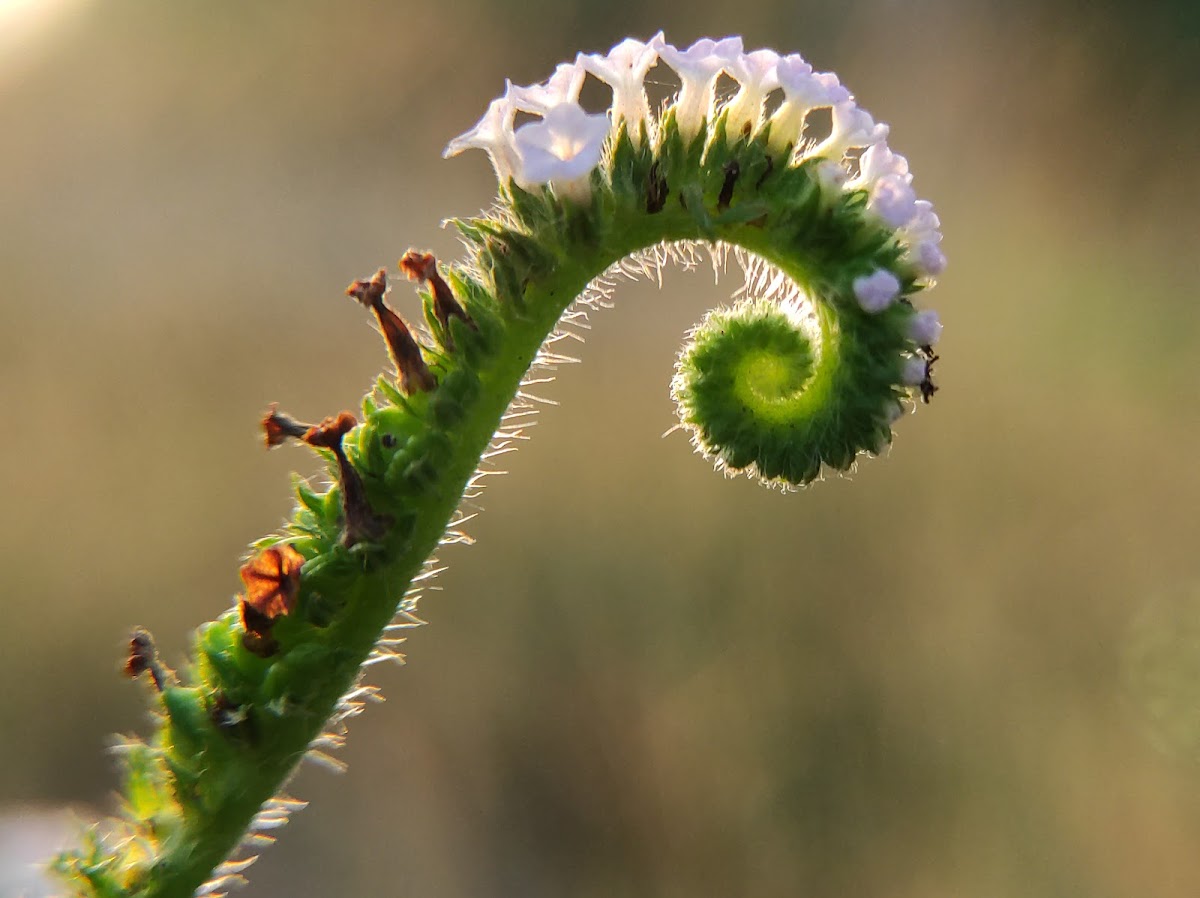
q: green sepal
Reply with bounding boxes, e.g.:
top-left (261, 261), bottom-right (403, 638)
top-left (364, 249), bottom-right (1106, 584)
top-left (293, 476), bottom-right (328, 519)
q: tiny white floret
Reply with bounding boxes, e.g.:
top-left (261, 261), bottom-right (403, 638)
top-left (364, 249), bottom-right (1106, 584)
top-left (905, 199), bottom-right (940, 235)
top-left (512, 102), bottom-right (610, 202)
top-left (579, 33), bottom-right (662, 142)
top-left (900, 199), bottom-right (946, 277)
top-left (656, 36), bottom-right (743, 141)
top-left (853, 269), bottom-right (901, 313)
top-left (908, 309), bottom-right (943, 347)
top-left (901, 356), bottom-right (929, 386)
top-left (812, 101), bottom-right (887, 161)
top-left (854, 141), bottom-right (910, 188)
top-left (723, 48), bottom-right (781, 137)
top-left (769, 58), bottom-right (851, 153)
top-left (444, 96), bottom-right (519, 182)
top-left (869, 174), bottom-right (919, 228)
top-left (506, 62), bottom-right (586, 114)
top-left (911, 239), bottom-right (948, 277)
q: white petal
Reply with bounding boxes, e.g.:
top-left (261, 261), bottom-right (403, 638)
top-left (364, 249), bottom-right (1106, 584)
top-left (856, 141), bottom-right (910, 186)
top-left (853, 269), bottom-right (901, 313)
top-left (657, 36), bottom-right (743, 140)
top-left (908, 310), bottom-right (943, 346)
top-left (905, 199), bottom-right (940, 234)
top-left (769, 61), bottom-right (853, 153)
top-left (869, 174), bottom-right (919, 228)
top-left (443, 96), bottom-right (519, 181)
top-left (724, 48), bottom-right (781, 136)
top-left (911, 239), bottom-right (948, 277)
top-left (776, 59), bottom-right (850, 108)
top-left (579, 33), bottom-right (662, 139)
top-left (812, 101), bottom-right (887, 160)
top-left (506, 62), bottom-right (586, 114)
top-left (901, 356), bottom-right (929, 386)
top-left (513, 102), bottom-right (610, 194)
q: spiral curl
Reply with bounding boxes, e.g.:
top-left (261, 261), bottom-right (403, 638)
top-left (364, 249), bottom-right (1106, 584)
top-left (447, 32), bottom-right (945, 486)
top-left (55, 33), bottom-right (946, 898)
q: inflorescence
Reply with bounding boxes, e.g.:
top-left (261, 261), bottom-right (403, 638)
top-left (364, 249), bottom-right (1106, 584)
top-left (55, 33), bottom-right (946, 898)
top-left (447, 32), bottom-right (944, 484)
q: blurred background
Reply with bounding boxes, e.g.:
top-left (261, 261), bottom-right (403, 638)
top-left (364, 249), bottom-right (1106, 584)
top-left (2, 1), bottom-right (1199, 896)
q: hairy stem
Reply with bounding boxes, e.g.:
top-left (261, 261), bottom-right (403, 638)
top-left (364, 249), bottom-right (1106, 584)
top-left (55, 36), bottom-right (946, 893)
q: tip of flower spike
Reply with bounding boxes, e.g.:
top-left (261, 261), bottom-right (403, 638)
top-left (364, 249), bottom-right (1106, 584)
top-left (445, 34), bottom-right (946, 458)
top-left (442, 33), bottom-right (943, 263)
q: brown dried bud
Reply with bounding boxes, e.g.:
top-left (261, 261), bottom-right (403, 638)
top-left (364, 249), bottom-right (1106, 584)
top-left (236, 544), bottom-right (305, 658)
top-left (124, 627), bottom-right (174, 692)
top-left (239, 602), bottom-right (279, 657)
top-left (239, 543), bottom-right (306, 619)
top-left (383, 304), bottom-right (438, 394)
top-left (301, 412), bottom-right (358, 451)
top-left (345, 268), bottom-right (389, 309)
top-left (262, 403), bottom-right (312, 448)
top-left (399, 250), bottom-right (474, 343)
top-left (346, 267), bottom-right (437, 394)
top-left (299, 411), bottom-right (389, 546)
top-left (238, 598), bottom-right (277, 639)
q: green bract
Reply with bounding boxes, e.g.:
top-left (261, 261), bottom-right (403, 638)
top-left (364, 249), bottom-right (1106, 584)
top-left (56, 34), bottom-right (944, 898)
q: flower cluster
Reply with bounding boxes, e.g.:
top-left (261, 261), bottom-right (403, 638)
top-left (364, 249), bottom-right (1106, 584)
top-left (445, 33), bottom-right (946, 300)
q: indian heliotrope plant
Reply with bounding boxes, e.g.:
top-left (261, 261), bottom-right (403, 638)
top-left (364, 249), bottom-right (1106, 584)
top-left (55, 32), bottom-right (945, 897)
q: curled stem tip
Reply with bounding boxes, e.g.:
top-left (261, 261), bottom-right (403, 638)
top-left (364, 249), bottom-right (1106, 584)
top-left (59, 31), bottom-right (947, 898)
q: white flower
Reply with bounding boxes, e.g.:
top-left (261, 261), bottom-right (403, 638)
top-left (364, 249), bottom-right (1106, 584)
top-left (443, 95), bottom-right (519, 183)
top-left (579, 33), bottom-right (662, 142)
top-left (911, 239), bottom-right (948, 277)
top-left (768, 57), bottom-right (851, 153)
top-left (656, 36), bottom-right (743, 142)
top-left (506, 62), bottom-right (586, 115)
top-left (905, 199), bottom-right (940, 234)
top-left (723, 48), bottom-right (780, 137)
top-left (868, 174), bottom-right (919, 228)
top-left (901, 356), bottom-right (929, 386)
top-left (811, 101), bottom-right (887, 161)
top-left (853, 141), bottom-right (910, 188)
top-left (512, 102), bottom-right (610, 202)
top-left (908, 310), bottom-right (943, 347)
top-left (902, 200), bottom-right (946, 277)
top-left (852, 268), bottom-right (901, 313)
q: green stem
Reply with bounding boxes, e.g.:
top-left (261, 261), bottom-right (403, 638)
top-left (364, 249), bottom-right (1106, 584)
top-left (56, 123), bottom-right (931, 898)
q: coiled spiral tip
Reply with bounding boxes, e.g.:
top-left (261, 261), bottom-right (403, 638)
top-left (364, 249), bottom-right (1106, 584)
top-left (672, 289), bottom-right (913, 488)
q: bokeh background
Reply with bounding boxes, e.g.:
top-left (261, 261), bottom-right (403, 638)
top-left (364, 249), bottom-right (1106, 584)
top-left (3, 1), bottom-right (1200, 896)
